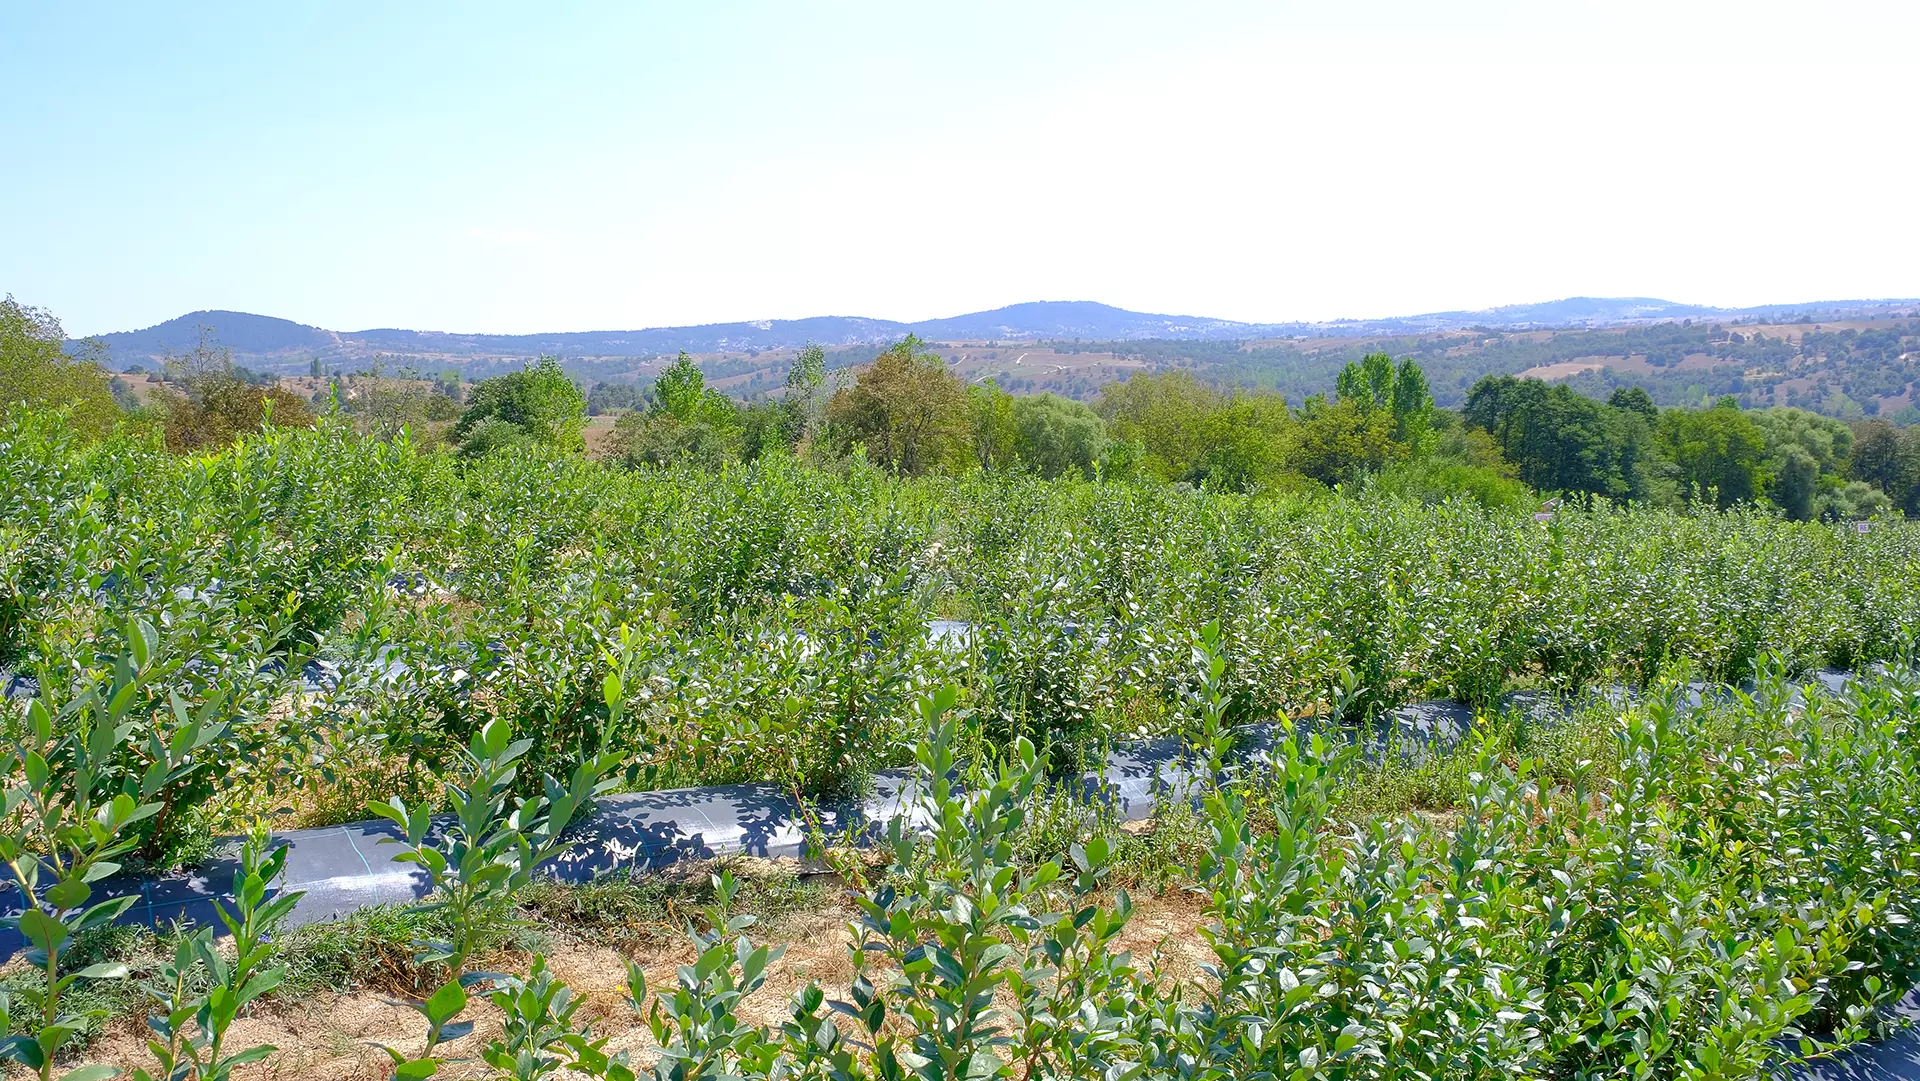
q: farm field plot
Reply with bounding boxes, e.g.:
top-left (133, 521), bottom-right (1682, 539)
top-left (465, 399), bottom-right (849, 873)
top-left (5, 409), bottom-right (1920, 1080)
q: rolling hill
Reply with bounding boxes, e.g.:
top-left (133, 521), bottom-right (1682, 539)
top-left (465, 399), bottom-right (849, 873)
top-left (74, 297), bottom-right (1920, 423)
top-left (81, 296), bottom-right (1920, 374)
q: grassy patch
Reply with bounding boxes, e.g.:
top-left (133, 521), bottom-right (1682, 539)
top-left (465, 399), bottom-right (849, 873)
top-left (0, 924), bottom-right (172, 1057)
top-left (516, 859), bottom-right (832, 951)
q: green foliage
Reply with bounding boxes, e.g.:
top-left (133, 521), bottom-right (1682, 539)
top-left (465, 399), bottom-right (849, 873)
top-left (345, 377), bottom-right (461, 443)
top-left (1010, 392), bottom-right (1107, 478)
top-left (0, 298), bottom-right (120, 441)
top-left (1850, 418), bottom-right (1920, 516)
top-left (0, 648), bottom-right (175, 1081)
top-left (1465, 375), bottom-right (1655, 500)
top-left (368, 715), bottom-right (621, 975)
top-left (585, 380), bottom-right (641, 416)
top-left (452, 358), bottom-right (586, 457)
top-left (1290, 395), bottom-right (1403, 487)
top-left (966, 380), bottom-right (1018, 471)
top-left (608, 410), bottom-right (736, 468)
top-left (425, 670), bottom-right (1920, 1080)
top-left (826, 336), bottom-right (972, 475)
top-left (155, 332), bottom-right (314, 453)
top-left (780, 344), bottom-right (828, 449)
top-left (1368, 457), bottom-right (1533, 511)
top-left (1193, 389), bottom-right (1293, 491)
top-left (132, 835), bottom-right (304, 1081)
top-left (1659, 400), bottom-right (1770, 508)
top-left (1389, 356), bottom-right (1435, 446)
top-left (1609, 384), bottom-right (1658, 420)
top-left (1094, 370), bottom-right (1219, 481)
top-left (1062, 317), bottom-right (1920, 422)
top-left (7, 357), bottom-right (1920, 1079)
top-left (650, 353), bottom-right (736, 428)
top-left (1335, 350), bottom-right (1396, 410)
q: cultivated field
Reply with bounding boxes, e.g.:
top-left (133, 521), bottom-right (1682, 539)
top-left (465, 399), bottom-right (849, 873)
top-left (5, 409), bottom-right (1920, 1080)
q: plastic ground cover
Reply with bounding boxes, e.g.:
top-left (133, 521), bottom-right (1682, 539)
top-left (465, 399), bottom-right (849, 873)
top-left (0, 667), bottom-right (1903, 1077)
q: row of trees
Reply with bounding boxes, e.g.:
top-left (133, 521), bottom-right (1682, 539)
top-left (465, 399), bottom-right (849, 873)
top-left (8, 291), bottom-right (1920, 517)
top-left (585, 337), bottom-right (1473, 499)
top-left (1464, 376), bottom-right (1910, 518)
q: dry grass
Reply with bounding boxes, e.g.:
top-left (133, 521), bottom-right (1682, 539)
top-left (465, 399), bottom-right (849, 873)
top-left (55, 856), bottom-right (1211, 1080)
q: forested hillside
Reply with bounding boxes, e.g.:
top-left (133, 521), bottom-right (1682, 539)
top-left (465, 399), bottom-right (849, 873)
top-left (1058, 317), bottom-right (1920, 422)
top-left (67, 299), bottom-right (1920, 426)
top-left (11, 296), bottom-right (1920, 520)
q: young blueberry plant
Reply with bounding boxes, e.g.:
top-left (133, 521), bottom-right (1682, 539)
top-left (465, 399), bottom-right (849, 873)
top-left (0, 633), bottom-right (196, 1081)
top-left (836, 684), bottom-right (1141, 1081)
top-left (482, 954), bottom-right (634, 1081)
top-left (134, 829), bottom-right (306, 1081)
top-left (368, 715), bottom-right (621, 1078)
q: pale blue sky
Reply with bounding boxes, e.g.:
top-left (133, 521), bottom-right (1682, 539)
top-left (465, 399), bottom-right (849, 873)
top-left (5, 2), bottom-right (1916, 336)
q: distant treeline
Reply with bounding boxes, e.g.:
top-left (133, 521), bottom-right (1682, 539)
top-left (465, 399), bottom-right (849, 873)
top-left (7, 295), bottom-right (1919, 519)
top-left (1053, 320), bottom-right (1920, 422)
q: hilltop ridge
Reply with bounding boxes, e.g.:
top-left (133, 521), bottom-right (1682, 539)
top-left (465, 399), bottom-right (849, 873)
top-left (77, 296), bottom-right (1920, 371)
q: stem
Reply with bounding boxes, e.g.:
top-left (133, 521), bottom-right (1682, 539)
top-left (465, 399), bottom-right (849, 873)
top-left (5, 849), bottom-right (62, 1081)
top-left (39, 940), bottom-right (57, 1081)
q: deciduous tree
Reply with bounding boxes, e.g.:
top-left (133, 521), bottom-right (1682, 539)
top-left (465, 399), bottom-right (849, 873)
top-left (451, 357), bottom-right (585, 457)
top-left (825, 336), bottom-right (971, 475)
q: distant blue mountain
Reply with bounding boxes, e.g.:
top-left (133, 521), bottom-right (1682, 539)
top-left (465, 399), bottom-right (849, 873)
top-left (75, 296), bottom-right (1919, 371)
top-left (89, 310), bottom-right (337, 361)
top-left (909, 301), bottom-right (1253, 341)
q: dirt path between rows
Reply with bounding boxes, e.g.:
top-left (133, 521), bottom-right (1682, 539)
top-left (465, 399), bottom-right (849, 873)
top-left (71, 887), bottom-right (1213, 1081)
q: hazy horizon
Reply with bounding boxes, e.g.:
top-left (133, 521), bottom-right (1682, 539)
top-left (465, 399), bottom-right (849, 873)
top-left (6, 2), bottom-right (1918, 337)
top-left (77, 293), bottom-right (1920, 343)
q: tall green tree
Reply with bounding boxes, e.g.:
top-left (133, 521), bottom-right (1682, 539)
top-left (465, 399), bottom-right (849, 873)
top-left (1849, 419), bottom-right (1920, 515)
top-left (1773, 446), bottom-right (1820, 521)
top-left (650, 352), bottom-right (735, 426)
top-left (0, 296), bottom-right (121, 439)
top-left (605, 354), bottom-right (741, 467)
top-left (450, 356), bottom-right (586, 457)
top-left (825, 336), bottom-right (972, 475)
top-left (1388, 358), bottom-right (1434, 447)
top-left (1657, 401), bottom-right (1768, 508)
top-left (1289, 395), bottom-right (1401, 487)
top-left (1011, 392), bottom-right (1108, 479)
top-left (1191, 391), bottom-right (1293, 491)
top-left (1335, 352), bottom-right (1395, 411)
top-left (1094, 371), bottom-right (1221, 482)
top-left (781, 343), bottom-right (828, 447)
top-left (967, 379), bottom-right (1019, 470)
top-left (1752, 407), bottom-right (1852, 518)
top-left (1607, 385), bottom-right (1658, 421)
top-left (1463, 375), bottom-right (1653, 500)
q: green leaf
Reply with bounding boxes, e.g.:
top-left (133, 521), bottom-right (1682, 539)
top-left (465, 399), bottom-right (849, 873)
top-left (18, 910), bottom-right (68, 956)
top-left (217, 1044), bottom-right (276, 1069)
top-left (236, 968), bottom-right (285, 1007)
top-left (45, 879), bottom-right (91, 911)
top-left (59, 1065), bottom-right (122, 1081)
top-left (0, 1035), bottom-right (45, 1069)
top-left (72, 963), bottom-right (129, 980)
top-left (423, 979), bottom-right (467, 1030)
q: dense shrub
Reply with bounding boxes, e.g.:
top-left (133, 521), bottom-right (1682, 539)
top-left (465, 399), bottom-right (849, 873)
top-left (377, 672), bottom-right (1920, 1081)
top-left (3, 412), bottom-right (1919, 855)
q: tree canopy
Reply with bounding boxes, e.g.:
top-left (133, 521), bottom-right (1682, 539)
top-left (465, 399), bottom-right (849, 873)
top-left (0, 296), bottom-right (120, 439)
top-left (451, 357), bottom-right (586, 457)
top-left (1011, 392), bottom-right (1108, 479)
top-left (1464, 375), bottom-right (1654, 501)
top-left (825, 336), bottom-right (971, 475)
